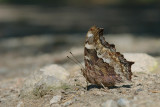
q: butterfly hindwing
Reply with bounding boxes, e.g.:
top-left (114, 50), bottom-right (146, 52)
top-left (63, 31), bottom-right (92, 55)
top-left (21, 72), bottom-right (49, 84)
top-left (81, 26), bottom-right (134, 87)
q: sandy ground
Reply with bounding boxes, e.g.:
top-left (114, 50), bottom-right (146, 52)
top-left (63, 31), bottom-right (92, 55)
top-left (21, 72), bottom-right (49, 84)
top-left (0, 35), bottom-right (160, 107)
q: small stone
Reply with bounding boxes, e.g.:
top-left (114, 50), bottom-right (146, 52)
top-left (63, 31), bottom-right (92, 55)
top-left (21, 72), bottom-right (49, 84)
top-left (80, 91), bottom-right (85, 96)
top-left (50, 95), bottom-right (61, 105)
top-left (117, 98), bottom-right (130, 107)
top-left (101, 100), bottom-right (118, 107)
top-left (136, 88), bottom-right (143, 92)
top-left (51, 104), bottom-right (61, 107)
top-left (40, 64), bottom-right (69, 81)
top-left (17, 101), bottom-right (24, 107)
top-left (20, 64), bottom-right (70, 98)
top-left (134, 88), bottom-right (143, 95)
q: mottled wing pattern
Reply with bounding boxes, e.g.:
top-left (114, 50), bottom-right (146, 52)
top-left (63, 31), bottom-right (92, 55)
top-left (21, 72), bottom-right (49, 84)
top-left (81, 26), bottom-right (134, 87)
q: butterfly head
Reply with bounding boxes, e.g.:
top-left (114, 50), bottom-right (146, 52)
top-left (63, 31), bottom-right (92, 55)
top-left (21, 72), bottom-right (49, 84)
top-left (86, 26), bottom-right (104, 44)
top-left (89, 26), bottom-right (103, 35)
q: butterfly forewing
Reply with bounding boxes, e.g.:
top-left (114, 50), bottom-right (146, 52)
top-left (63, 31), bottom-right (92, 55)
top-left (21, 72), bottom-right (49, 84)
top-left (82, 26), bottom-right (134, 87)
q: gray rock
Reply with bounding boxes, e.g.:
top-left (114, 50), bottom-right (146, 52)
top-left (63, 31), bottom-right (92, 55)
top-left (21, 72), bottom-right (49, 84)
top-left (117, 98), bottom-right (130, 107)
top-left (50, 95), bottom-right (61, 105)
top-left (51, 104), bottom-right (61, 107)
top-left (101, 100), bottom-right (118, 107)
top-left (39, 64), bottom-right (69, 81)
top-left (20, 64), bottom-right (70, 98)
top-left (123, 53), bottom-right (158, 73)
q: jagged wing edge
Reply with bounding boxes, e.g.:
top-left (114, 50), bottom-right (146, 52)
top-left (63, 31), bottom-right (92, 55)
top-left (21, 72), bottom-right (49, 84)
top-left (99, 33), bottom-right (134, 80)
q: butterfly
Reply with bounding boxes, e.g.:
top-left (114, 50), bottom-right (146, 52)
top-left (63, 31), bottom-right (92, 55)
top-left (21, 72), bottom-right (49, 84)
top-left (81, 26), bottom-right (134, 87)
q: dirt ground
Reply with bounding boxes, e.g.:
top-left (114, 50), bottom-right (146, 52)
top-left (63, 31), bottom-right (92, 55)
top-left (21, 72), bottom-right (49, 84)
top-left (0, 35), bottom-right (160, 107)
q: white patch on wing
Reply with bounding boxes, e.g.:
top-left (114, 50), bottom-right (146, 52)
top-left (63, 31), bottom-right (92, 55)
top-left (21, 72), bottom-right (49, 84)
top-left (104, 58), bottom-right (111, 63)
top-left (97, 53), bottom-right (111, 64)
top-left (96, 49), bottom-right (126, 80)
top-left (87, 32), bottom-right (93, 37)
top-left (84, 56), bottom-right (90, 60)
top-left (85, 43), bottom-right (95, 49)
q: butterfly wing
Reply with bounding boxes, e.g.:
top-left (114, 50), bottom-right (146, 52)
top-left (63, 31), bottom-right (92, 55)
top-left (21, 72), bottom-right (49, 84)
top-left (82, 26), bottom-right (134, 87)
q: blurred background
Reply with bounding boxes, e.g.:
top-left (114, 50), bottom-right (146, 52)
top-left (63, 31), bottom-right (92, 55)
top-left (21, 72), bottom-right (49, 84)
top-left (0, 0), bottom-right (160, 37)
top-left (0, 1), bottom-right (160, 107)
top-left (0, 0), bottom-right (160, 79)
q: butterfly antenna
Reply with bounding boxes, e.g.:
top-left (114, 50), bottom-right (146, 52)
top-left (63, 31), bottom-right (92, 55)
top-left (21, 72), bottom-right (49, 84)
top-left (67, 56), bottom-right (83, 69)
top-left (69, 52), bottom-right (85, 69)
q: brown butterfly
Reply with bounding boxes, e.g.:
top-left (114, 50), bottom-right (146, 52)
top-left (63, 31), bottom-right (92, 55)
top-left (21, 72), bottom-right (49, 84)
top-left (81, 26), bottom-right (134, 87)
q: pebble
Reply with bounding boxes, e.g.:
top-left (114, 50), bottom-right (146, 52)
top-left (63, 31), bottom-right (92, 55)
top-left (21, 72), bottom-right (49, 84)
top-left (50, 95), bottom-right (61, 105)
top-left (117, 98), bottom-right (130, 107)
top-left (101, 100), bottom-right (118, 107)
top-left (17, 101), bottom-right (24, 107)
top-left (51, 104), bottom-right (61, 107)
top-left (40, 64), bottom-right (69, 81)
top-left (20, 64), bottom-right (70, 97)
top-left (136, 88), bottom-right (143, 92)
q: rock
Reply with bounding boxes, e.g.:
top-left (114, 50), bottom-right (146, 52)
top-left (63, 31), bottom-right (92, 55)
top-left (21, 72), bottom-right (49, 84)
top-left (117, 98), bottom-right (130, 107)
top-left (136, 88), bottom-right (143, 92)
top-left (101, 100), bottom-right (118, 107)
top-left (20, 64), bottom-right (70, 98)
top-left (40, 65), bottom-right (69, 81)
top-left (51, 104), bottom-right (61, 107)
top-left (17, 101), bottom-right (24, 107)
top-left (123, 53), bottom-right (158, 73)
top-left (50, 95), bottom-right (61, 105)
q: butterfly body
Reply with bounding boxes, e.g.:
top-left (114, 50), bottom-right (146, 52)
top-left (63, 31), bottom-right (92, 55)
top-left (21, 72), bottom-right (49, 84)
top-left (81, 26), bottom-right (134, 87)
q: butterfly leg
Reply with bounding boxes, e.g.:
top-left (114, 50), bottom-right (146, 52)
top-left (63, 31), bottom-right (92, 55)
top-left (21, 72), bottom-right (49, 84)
top-left (101, 83), bottom-right (108, 90)
top-left (86, 81), bottom-right (89, 90)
